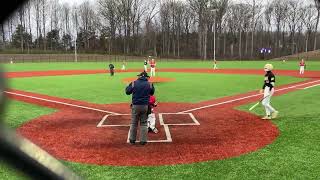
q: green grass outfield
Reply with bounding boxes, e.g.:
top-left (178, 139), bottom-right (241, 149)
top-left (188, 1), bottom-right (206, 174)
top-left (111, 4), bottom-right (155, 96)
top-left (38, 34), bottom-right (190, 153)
top-left (2, 60), bottom-right (320, 72)
top-left (1, 87), bottom-right (320, 179)
top-left (8, 72), bottom-right (304, 104)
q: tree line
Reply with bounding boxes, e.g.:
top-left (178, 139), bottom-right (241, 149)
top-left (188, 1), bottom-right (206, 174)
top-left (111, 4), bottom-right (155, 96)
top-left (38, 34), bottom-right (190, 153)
top-left (0, 0), bottom-right (319, 60)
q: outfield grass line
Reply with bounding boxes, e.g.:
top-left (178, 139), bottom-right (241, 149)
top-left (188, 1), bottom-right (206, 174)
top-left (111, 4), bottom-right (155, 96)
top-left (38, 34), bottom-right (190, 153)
top-left (4, 91), bottom-right (121, 115)
top-left (179, 79), bottom-right (320, 113)
top-left (303, 84), bottom-right (320, 89)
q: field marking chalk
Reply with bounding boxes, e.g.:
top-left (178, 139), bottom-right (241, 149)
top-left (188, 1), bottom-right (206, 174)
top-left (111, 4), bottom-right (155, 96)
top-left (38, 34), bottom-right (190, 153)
top-left (158, 113), bottom-right (200, 126)
top-left (303, 84), bottom-right (320, 89)
top-left (97, 114), bottom-right (131, 127)
top-left (179, 79), bottom-right (320, 113)
top-left (5, 91), bottom-right (121, 115)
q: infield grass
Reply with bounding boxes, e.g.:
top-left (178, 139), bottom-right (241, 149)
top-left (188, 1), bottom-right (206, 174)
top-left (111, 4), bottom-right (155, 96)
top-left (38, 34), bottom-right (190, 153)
top-left (8, 72), bottom-right (305, 104)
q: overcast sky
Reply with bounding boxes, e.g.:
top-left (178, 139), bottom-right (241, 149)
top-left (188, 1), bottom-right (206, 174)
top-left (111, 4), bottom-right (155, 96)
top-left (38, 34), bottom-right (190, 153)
top-left (58, 0), bottom-right (313, 6)
top-left (58, 0), bottom-right (263, 5)
top-left (59, 0), bottom-right (95, 5)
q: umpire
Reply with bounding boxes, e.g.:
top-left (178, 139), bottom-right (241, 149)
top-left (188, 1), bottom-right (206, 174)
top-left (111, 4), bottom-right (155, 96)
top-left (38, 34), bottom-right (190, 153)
top-left (125, 71), bottom-right (155, 145)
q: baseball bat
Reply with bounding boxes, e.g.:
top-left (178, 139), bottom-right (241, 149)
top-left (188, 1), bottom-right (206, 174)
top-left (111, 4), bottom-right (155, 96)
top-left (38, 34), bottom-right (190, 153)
top-left (249, 95), bottom-right (270, 111)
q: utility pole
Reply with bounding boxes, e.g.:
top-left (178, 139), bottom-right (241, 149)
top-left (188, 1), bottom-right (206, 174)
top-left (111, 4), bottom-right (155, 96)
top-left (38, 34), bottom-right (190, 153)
top-left (211, 9), bottom-right (218, 61)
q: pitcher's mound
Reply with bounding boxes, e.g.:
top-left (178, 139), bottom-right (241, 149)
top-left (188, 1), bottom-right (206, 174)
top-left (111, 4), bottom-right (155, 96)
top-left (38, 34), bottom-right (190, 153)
top-left (122, 77), bottom-right (175, 83)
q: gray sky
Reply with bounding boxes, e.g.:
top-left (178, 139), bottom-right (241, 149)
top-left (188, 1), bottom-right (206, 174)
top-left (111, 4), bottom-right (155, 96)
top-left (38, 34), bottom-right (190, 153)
top-left (59, 0), bottom-right (95, 5)
top-left (58, 0), bottom-right (313, 6)
top-left (58, 0), bottom-right (246, 5)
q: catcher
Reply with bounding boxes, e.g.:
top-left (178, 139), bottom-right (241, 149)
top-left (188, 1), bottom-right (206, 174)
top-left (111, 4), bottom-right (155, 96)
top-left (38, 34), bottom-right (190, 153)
top-left (259, 64), bottom-right (279, 120)
top-left (147, 95), bottom-right (159, 133)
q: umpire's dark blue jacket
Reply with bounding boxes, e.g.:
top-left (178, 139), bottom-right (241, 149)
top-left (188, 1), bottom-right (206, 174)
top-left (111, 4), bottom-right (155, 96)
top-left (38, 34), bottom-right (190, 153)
top-left (125, 76), bottom-right (155, 105)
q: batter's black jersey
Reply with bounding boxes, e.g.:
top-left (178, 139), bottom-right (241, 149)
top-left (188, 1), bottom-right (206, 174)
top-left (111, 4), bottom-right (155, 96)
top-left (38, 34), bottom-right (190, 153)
top-left (144, 60), bottom-right (148, 65)
top-left (262, 71), bottom-right (275, 90)
top-left (109, 64), bottom-right (114, 69)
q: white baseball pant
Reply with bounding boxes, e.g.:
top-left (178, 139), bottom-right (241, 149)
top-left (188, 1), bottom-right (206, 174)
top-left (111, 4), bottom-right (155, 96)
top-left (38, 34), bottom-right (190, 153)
top-left (262, 87), bottom-right (276, 116)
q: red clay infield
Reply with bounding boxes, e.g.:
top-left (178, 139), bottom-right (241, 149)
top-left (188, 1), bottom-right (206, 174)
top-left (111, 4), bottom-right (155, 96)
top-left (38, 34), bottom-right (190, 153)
top-left (5, 68), bottom-right (320, 166)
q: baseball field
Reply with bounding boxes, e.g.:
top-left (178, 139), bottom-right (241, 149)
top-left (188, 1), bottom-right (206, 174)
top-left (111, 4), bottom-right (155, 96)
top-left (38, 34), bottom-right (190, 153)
top-left (1, 60), bottom-right (320, 179)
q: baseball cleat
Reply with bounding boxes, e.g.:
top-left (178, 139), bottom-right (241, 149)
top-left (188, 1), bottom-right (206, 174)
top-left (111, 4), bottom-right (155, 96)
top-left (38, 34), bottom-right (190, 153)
top-left (140, 141), bottom-right (147, 145)
top-left (271, 111), bottom-right (279, 119)
top-left (129, 139), bottom-right (136, 145)
top-left (262, 116), bottom-right (271, 120)
top-left (152, 128), bottom-right (159, 134)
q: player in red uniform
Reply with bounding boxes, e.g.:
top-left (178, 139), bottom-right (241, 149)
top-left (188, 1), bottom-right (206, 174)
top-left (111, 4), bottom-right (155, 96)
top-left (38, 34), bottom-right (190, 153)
top-left (150, 59), bottom-right (156, 77)
top-left (147, 95), bottom-right (158, 133)
top-left (299, 59), bottom-right (306, 75)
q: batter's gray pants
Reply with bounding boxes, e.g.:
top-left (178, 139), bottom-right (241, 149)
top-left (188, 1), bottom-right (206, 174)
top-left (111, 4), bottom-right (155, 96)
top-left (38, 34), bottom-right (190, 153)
top-left (129, 105), bottom-right (148, 143)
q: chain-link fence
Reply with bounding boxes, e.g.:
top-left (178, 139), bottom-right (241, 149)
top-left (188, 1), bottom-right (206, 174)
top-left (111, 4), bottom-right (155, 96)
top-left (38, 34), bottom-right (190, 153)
top-left (0, 54), bottom-right (204, 63)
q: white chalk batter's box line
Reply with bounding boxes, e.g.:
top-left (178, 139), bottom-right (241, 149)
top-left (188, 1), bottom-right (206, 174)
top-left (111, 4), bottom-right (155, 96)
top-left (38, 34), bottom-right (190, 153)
top-left (96, 113), bottom-right (200, 143)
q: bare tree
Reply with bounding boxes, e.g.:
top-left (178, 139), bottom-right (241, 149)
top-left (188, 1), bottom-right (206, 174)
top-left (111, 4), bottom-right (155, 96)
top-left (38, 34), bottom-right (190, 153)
top-left (248, 0), bottom-right (263, 58)
top-left (1, 0), bottom-right (319, 59)
top-left (62, 3), bottom-right (71, 35)
top-left (143, 0), bottom-right (158, 56)
top-left (18, 6), bottom-right (24, 52)
top-left (271, 0), bottom-right (289, 56)
top-left (0, 23), bottom-right (5, 44)
top-left (188, 0), bottom-right (212, 59)
top-left (303, 5), bottom-right (317, 52)
top-left (264, 3), bottom-right (273, 47)
top-left (314, 0), bottom-right (320, 50)
top-left (78, 1), bottom-right (96, 49)
top-left (287, 0), bottom-right (300, 55)
top-left (99, 0), bottom-right (119, 54)
top-left (33, 0), bottom-right (42, 48)
top-left (41, 0), bottom-right (47, 50)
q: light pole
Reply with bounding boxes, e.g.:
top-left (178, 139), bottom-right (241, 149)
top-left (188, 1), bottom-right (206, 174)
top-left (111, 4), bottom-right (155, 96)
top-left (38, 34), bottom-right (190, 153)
top-left (74, 7), bottom-right (78, 63)
top-left (74, 37), bottom-right (77, 62)
top-left (211, 9), bottom-right (218, 61)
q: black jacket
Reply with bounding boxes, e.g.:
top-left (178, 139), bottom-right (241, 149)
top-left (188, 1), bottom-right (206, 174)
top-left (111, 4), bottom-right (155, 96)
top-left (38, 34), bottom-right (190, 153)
top-left (262, 71), bottom-right (275, 91)
top-left (109, 64), bottom-right (114, 70)
top-left (125, 77), bottom-right (155, 105)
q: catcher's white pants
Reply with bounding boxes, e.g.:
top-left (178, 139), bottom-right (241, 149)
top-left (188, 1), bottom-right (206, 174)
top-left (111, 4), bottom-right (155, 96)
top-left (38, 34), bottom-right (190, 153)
top-left (147, 113), bottom-right (156, 130)
top-left (262, 88), bottom-right (276, 116)
top-left (144, 65), bottom-right (147, 71)
top-left (150, 67), bottom-right (156, 76)
top-left (299, 66), bottom-right (304, 74)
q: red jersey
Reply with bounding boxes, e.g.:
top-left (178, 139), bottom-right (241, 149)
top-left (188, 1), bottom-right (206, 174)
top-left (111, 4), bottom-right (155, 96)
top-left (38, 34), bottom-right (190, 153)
top-left (149, 95), bottom-right (157, 113)
top-left (299, 61), bottom-right (305, 66)
top-left (150, 61), bottom-right (156, 68)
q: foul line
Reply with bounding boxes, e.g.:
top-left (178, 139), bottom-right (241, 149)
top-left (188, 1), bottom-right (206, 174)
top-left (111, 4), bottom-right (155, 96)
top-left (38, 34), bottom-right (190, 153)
top-left (5, 91), bottom-right (121, 115)
top-left (179, 79), bottom-right (320, 113)
top-left (303, 84), bottom-right (320, 89)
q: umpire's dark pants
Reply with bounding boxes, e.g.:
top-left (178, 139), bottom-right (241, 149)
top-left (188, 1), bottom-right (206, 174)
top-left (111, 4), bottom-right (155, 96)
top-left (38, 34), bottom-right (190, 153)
top-left (129, 105), bottom-right (148, 143)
